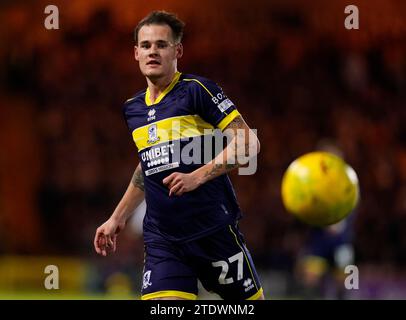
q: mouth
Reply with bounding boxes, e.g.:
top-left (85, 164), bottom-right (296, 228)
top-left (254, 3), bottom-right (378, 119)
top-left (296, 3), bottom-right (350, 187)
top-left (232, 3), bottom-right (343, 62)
top-left (146, 60), bottom-right (161, 66)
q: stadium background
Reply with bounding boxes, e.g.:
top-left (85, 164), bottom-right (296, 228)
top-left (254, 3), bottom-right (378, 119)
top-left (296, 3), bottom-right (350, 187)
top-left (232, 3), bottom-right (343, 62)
top-left (0, 0), bottom-right (405, 299)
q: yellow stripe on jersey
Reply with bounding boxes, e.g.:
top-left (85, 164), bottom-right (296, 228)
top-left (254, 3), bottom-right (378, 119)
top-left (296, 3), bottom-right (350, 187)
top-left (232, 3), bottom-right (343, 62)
top-left (217, 109), bottom-right (240, 131)
top-left (247, 288), bottom-right (264, 300)
top-left (141, 290), bottom-right (197, 300)
top-left (132, 114), bottom-right (215, 151)
top-left (145, 71), bottom-right (182, 106)
top-left (182, 78), bottom-right (214, 97)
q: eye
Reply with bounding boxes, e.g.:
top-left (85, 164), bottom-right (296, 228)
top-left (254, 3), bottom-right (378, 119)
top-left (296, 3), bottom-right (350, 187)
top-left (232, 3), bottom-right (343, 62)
top-left (140, 43), bottom-right (150, 49)
top-left (157, 42), bottom-right (169, 49)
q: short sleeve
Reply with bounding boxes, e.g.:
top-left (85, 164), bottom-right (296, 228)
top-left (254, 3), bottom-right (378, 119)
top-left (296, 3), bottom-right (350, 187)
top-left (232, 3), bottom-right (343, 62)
top-left (188, 77), bottom-right (240, 131)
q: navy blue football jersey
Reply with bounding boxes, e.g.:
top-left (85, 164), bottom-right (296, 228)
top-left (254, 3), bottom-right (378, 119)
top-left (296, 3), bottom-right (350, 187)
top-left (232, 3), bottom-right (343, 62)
top-left (123, 72), bottom-right (242, 242)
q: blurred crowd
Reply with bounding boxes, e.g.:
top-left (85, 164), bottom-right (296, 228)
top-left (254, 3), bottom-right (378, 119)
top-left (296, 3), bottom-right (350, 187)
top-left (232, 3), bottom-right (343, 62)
top-left (1, 0), bottom-right (405, 285)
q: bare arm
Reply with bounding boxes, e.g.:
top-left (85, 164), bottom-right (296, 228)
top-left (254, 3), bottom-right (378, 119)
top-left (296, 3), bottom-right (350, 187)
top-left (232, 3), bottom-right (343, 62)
top-left (94, 163), bottom-right (145, 256)
top-left (110, 163), bottom-right (145, 224)
top-left (163, 115), bottom-right (260, 196)
top-left (195, 115), bottom-right (260, 183)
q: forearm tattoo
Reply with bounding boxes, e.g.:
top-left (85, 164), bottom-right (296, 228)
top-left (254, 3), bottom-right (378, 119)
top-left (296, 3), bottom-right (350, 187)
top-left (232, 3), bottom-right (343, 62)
top-left (131, 166), bottom-right (144, 191)
top-left (226, 115), bottom-right (252, 160)
top-left (226, 116), bottom-right (243, 129)
top-left (203, 163), bottom-right (240, 180)
top-left (203, 116), bottom-right (250, 179)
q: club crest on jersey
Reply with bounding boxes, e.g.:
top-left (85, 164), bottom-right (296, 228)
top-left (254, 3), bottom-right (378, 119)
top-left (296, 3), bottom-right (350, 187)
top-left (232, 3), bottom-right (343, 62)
top-left (147, 124), bottom-right (160, 144)
top-left (147, 108), bottom-right (156, 122)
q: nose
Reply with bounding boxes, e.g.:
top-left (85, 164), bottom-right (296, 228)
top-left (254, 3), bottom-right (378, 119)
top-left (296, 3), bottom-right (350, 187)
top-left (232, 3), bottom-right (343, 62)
top-left (148, 43), bottom-right (159, 57)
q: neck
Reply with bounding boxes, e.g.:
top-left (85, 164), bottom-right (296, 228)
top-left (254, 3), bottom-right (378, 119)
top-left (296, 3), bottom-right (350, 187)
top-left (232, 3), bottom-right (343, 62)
top-left (146, 70), bottom-right (177, 103)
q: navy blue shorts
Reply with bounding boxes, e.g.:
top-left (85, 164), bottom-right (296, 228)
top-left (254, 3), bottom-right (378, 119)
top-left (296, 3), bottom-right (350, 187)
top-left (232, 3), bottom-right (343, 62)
top-left (141, 223), bottom-right (263, 300)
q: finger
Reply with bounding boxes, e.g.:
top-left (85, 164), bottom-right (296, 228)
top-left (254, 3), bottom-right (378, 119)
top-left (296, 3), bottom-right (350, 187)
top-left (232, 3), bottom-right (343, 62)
top-left (169, 182), bottom-right (183, 197)
top-left (101, 235), bottom-right (110, 253)
top-left (163, 173), bottom-right (177, 185)
top-left (99, 236), bottom-right (107, 256)
top-left (106, 235), bottom-right (114, 250)
top-left (176, 186), bottom-right (186, 196)
top-left (94, 237), bottom-right (101, 254)
top-left (102, 235), bottom-right (107, 256)
top-left (94, 231), bottom-right (103, 254)
top-left (169, 182), bottom-right (181, 196)
top-left (168, 177), bottom-right (180, 189)
top-left (112, 235), bottom-right (117, 252)
top-left (94, 230), bottom-right (101, 249)
top-left (98, 235), bottom-right (106, 247)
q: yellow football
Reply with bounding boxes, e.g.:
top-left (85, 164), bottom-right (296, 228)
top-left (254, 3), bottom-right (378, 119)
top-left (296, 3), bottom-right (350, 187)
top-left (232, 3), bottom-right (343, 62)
top-left (281, 152), bottom-right (359, 226)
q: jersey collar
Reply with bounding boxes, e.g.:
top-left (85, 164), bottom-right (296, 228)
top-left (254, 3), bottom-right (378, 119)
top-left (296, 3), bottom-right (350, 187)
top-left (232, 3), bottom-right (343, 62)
top-left (145, 71), bottom-right (181, 106)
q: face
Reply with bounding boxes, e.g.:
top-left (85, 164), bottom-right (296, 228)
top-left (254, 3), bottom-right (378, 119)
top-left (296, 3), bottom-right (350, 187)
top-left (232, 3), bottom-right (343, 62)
top-left (134, 24), bottom-right (183, 80)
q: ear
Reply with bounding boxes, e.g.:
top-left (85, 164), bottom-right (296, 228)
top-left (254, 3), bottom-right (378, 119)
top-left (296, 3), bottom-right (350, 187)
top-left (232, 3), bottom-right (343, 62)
top-left (134, 46), bottom-right (139, 61)
top-left (176, 43), bottom-right (183, 59)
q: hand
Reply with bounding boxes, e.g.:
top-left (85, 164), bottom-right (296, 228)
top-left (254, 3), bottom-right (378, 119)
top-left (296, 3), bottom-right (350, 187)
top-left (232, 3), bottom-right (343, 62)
top-left (94, 218), bottom-right (125, 256)
top-left (162, 172), bottom-right (201, 196)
